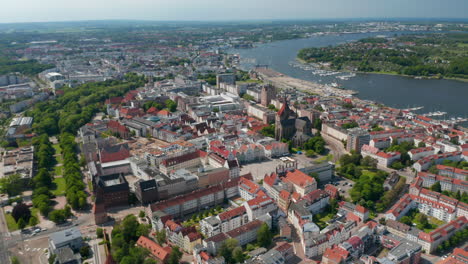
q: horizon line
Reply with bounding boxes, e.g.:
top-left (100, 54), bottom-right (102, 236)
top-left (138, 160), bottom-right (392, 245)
top-left (1, 17), bottom-right (468, 25)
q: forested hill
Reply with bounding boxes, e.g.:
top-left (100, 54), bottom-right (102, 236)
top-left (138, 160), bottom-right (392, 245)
top-left (297, 33), bottom-right (468, 79)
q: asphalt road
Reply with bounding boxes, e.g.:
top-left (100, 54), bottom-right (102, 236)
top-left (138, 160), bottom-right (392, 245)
top-left (0, 208), bottom-right (10, 264)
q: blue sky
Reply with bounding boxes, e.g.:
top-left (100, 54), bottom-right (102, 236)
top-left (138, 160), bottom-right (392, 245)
top-left (1, 0), bottom-right (467, 23)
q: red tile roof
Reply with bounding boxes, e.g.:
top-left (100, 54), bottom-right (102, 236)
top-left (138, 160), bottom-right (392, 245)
top-left (323, 246), bottom-right (349, 263)
top-left (418, 216), bottom-right (467, 243)
top-left (284, 170), bottom-right (315, 188)
top-left (263, 172), bottom-right (278, 187)
top-left (136, 236), bottom-right (171, 262)
top-left (218, 206), bottom-right (246, 221)
top-left (239, 177), bottom-right (261, 195)
top-left (225, 219), bottom-right (263, 238)
top-left (436, 248), bottom-right (468, 264)
top-left (100, 144), bottom-right (130, 163)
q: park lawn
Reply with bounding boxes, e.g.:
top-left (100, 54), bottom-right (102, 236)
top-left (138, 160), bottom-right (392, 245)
top-left (5, 213), bottom-right (18, 231)
top-left (320, 215), bottom-right (332, 223)
top-left (54, 165), bottom-right (63, 176)
top-left (55, 155), bottom-right (63, 165)
top-left (52, 143), bottom-right (62, 153)
top-left (314, 154), bottom-right (334, 164)
top-left (361, 170), bottom-right (378, 178)
top-left (52, 177), bottom-right (67, 196)
top-left (53, 144), bottom-right (64, 164)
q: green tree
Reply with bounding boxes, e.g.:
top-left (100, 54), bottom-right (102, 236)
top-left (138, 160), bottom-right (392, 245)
top-left (260, 124), bottom-right (275, 138)
top-left (12, 203), bottom-right (31, 223)
top-left (80, 246), bottom-right (91, 259)
top-left (165, 99), bottom-right (177, 112)
top-left (418, 142), bottom-right (426, 148)
top-left (218, 238), bottom-right (238, 264)
top-left (156, 230), bottom-right (167, 245)
top-left (11, 256), bottom-right (20, 264)
top-left (360, 156), bottom-right (378, 169)
top-left (400, 216), bottom-right (412, 225)
top-left (139, 211), bottom-right (145, 218)
top-left (430, 182), bottom-right (442, 193)
top-left (415, 213), bottom-right (429, 229)
top-left (167, 246), bottom-right (182, 264)
top-left (96, 228), bottom-right (104, 238)
top-left (17, 218), bottom-right (26, 230)
top-left (28, 216), bottom-right (38, 226)
top-left (232, 246), bottom-right (245, 263)
top-left (48, 209), bottom-right (68, 224)
top-left (0, 174), bottom-right (24, 196)
top-left (257, 223), bottom-right (272, 248)
top-left (313, 118), bottom-right (322, 130)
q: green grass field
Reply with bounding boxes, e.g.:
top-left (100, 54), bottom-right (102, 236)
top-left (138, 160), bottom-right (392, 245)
top-left (52, 177), bottom-right (67, 196)
top-left (54, 166), bottom-right (63, 176)
top-left (53, 144), bottom-right (64, 164)
top-left (5, 213), bottom-right (18, 231)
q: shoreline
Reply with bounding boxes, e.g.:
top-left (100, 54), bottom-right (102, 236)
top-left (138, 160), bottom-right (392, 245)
top-left (254, 67), bottom-right (358, 97)
top-left (255, 67), bottom-right (468, 129)
top-left (298, 58), bottom-right (468, 83)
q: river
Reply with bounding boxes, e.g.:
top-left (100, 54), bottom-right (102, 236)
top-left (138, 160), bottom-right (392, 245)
top-left (229, 31), bottom-right (468, 127)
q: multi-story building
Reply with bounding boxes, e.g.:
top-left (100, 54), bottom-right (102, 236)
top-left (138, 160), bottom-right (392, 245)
top-left (300, 162), bottom-right (335, 183)
top-left (369, 137), bottom-right (391, 149)
top-left (436, 248), bottom-right (468, 264)
top-left (159, 150), bottom-right (205, 175)
top-left (347, 128), bottom-right (370, 153)
top-left (413, 151), bottom-right (464, 172)
top-left (409, 147), bottom-right (436, 161)
top-left (387, 188), bottom-right (468, 223)
top-left (238, 177), bottom-right (261, 200)
top-left (369, 129), bottom-right (406, 140)
top-left (412, 172), bottom-right (467, 194)
top-left (200, 205), bottom-right (248, 237)
top-left (283, 170), bottom-right (317, 197)
top-left (260, 84), bottom-right (276, 107)
top-left (244, 191), bottom-right (277, 221)
top-left (136, 236), bottom-right (171, 263)
top-left (361, 144), bottom-right (400, 167)
top-left (436, 165), bottom-right (468, 180)
top-left (203, 219), bottom-right (266, 255)
top-left (418, 216), bottom-right (467, 253)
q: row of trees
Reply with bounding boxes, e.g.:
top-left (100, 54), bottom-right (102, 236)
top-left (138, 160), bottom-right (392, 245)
top-left (60, 133), bottom-right (87, 210)
top-left (25, 74), bottom-right (146, 215)
top-left (27, 73), bottom-right (145, 135)
top-left (436, 227), bottom-right (468, 253)
top-left (376, 176), bottom-right (406, 212)
top-left (31, 135), bottom-right (55, 218)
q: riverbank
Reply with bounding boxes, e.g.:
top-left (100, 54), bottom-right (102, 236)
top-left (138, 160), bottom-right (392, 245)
top-left (254, 67), bottom-right (358, 97)
top-left (231, 31), bottom-right (468, 126)
top-left (296, 58), bottom-right (468, 83)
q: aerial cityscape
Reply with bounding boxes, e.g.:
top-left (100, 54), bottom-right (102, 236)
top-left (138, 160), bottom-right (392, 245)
top-left (0, 1), bottom-right (467, 264)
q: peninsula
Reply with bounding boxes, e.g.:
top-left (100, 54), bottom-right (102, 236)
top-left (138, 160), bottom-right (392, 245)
top-left (297, 33), bottom-right (468, 80)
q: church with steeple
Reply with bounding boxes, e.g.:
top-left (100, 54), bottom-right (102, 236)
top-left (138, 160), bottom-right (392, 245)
top-left (275, 99), bottom-right (313, 147)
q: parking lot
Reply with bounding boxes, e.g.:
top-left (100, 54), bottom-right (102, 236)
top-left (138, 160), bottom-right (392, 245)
top-left (329, 176), bottom-right (355, 199)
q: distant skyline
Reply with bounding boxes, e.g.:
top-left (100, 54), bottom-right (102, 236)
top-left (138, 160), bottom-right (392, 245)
top-left (1, 0), bottom-right (467, 23)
